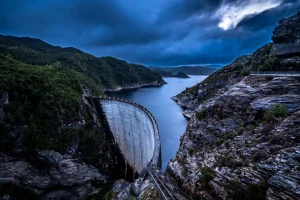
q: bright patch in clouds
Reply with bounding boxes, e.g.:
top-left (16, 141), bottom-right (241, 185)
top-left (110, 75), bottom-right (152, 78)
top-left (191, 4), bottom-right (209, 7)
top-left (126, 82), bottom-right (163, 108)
top-left (216, 0), bottom-right (282, 30)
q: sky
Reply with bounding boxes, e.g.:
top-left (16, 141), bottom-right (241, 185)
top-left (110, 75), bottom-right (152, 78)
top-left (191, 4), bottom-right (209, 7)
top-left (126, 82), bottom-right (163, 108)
top-left (1, 0), bottom-right (300, 67)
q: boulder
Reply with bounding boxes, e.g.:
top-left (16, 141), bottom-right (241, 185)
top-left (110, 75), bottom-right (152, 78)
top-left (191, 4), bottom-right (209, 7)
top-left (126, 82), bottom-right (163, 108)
top-left (0, 151), bottom-right (107, 199)
top-left (250, 95), bottom-right (300, 113)
top-left (271, 12), bottom-right (300, 57)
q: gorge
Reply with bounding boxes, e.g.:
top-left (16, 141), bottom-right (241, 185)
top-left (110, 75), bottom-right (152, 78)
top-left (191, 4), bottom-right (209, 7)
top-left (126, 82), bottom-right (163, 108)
top-left (0, 5), bottom-right (300, 200)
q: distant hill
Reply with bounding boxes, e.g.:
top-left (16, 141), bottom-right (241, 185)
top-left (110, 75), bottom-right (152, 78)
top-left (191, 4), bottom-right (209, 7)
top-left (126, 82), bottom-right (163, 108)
top-left (150, 66), bottom-right (218, 75)
top-left (152, 68), bottom-right (190, 78)
top-left (0, 35), bottom-right (165, 90)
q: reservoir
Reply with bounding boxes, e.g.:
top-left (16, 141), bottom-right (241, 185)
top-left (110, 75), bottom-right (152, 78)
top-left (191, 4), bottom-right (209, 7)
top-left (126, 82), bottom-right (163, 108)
top-left (106, 75), bottom-right (207, 171)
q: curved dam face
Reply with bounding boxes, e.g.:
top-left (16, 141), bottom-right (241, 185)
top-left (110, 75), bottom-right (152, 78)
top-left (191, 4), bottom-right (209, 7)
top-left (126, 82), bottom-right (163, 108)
top-left (93, 97), bottom-right (161, 178)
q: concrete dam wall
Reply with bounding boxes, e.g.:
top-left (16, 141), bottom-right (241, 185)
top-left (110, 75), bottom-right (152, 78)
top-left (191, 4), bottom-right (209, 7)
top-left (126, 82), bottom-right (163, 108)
top-left (93, 97), bottom-right (161, 178)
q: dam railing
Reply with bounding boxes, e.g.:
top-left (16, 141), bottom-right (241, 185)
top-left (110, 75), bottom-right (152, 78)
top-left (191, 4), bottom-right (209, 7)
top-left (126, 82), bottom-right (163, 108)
top-left (145, 165), bottom-right (191, 200)
top-left (250, 71), bottom-right (300, 76)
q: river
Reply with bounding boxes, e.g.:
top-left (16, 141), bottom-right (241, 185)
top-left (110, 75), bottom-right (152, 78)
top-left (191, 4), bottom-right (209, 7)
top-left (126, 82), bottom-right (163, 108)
top-left (106, 75), bottom-right (207, 171)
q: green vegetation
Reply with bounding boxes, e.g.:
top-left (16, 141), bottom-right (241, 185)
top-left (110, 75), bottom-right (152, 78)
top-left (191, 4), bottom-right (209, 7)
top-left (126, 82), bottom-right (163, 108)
top-left (181, 83), bottom-right (200, 95)
top-left (77, 130), bottom-right (112, 169)
top-left (237, 127), bottom-right (244, 135)
top-left (0, 55), bottom-right (99, 151)
top-left (176, 72), bottom-right (190, 78)
top-left (103, 190), bottom-right (115, 200)
top-left (196, 109), bottom-right (207, 120)
top-left (0, 34), bottom-right (165, 174)
top-left (253, 150), bottom-right (268, 161)
top-left (199, 166), bottom-right (215, 186)
top-left (268, 134), bottom-right (282, 145)
top-left (0, 54), bottom-right (116, 173)
top-left (216, 131), bottom-right (237, 146)
top-left (177, 43), bottom-right (292, 104)
top-left (188, 148), bottom-right (194, 155)
top-left (225, 141), bottom-right (230, 149)
top-left (264, 103), bottom-right (288, 123)
top-left (225, 180), bottom-right (268, 200)
top-left (216, 154), bottom-right (241, 168)
top-left (140, 186), bottom-right (159, 200)
top-left (0, 35), bottom-right (164, 89)
top-left (261, 124), bottom-right (275, 134)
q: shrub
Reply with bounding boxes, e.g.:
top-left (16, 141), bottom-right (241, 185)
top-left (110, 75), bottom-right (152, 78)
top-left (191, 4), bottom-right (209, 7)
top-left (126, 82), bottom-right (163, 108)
top-left (104, 190), bottom-right (114, 200)
top-left (261, 124), bottom-right (274, 134)
top-left (225, 141), bottom-right (230, 149)
top-left (196, 110), bottom-right (207, 120)
top-left (216, 155), bottom-right (240, 168)
top-left (216, 137), bottom-right (225, 146)
top-left (253, 151), bottom-right (268, 162)
top-left (199, 166), bottom-right (215, 186)
top-left (225, 180), bottom-right (268, 200)
top-left (188, 148), bottom-right (194, 155)
top-left (0, 55), bottom-right (103, 152)
top-left (268, 134), bottom-right (282, 145)
top-left (245, 124), bottom-right (256, 132)
top-left (264, 104), bottom-right (288, 123)
top-left (237, 127), bottom-right (244, 135)
top-left (216, 131), bottom-right (237, 146)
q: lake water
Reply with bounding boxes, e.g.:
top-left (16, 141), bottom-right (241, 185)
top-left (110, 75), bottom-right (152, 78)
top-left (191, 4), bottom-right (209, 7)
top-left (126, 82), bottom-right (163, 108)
top-left (106, 75), bottom-right (207, 171)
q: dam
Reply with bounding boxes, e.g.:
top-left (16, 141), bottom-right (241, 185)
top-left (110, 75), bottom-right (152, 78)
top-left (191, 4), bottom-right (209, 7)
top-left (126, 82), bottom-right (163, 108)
top-left (91, 97), bottom-right (190, 199)
top-left (92, 97), bottom-right (161, 179)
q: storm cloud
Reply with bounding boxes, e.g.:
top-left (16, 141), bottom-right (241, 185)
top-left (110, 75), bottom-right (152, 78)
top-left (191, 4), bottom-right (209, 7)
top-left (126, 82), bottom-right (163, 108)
top-left (0, 0), bottom-right (299, 66)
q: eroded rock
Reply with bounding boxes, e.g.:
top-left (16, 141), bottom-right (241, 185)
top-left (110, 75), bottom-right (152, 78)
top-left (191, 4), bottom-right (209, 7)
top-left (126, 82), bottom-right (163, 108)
top-left (0, 151), bottom-right (107, 199)
top-left (167, 75), bottom-right (300, 199)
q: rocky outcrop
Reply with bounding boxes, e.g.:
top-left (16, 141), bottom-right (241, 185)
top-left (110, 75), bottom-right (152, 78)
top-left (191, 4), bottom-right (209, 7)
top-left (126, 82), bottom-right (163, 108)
top-left (168, 12), bottom-right (300, 200)
top-left (0, 150), bottom-right (107, 199)
top-left (250, 94), bottom-right (300, 113)
top-left (0, 83), bottom-right (116, 199)
top-left (172, 44), bottom-right (271, 114)
top-left (167, 76), bottom-right (300, 200)
top-left (271, 12), bottom-right (300, 57)
top-left (103, 178), bottom-right (161, 200)
top-left (271, 12), bottom-right (300, 71)
top-left (174, 13), bottom-right (300, 116)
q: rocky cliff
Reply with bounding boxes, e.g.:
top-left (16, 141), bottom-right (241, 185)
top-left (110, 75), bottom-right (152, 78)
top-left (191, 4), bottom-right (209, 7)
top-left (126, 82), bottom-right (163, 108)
top-left (0, 55), bottom-right (117, 199)
top-left (167, 12), bottom-right (300, 200)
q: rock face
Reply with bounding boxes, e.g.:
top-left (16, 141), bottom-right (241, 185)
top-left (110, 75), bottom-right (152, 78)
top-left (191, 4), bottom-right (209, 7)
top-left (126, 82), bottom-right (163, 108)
top-left (103, 178), bottom-right (161, 200)
top-left (271, 12), bottom-right (300, 57)
top-left (167, 76), bottom-right (300, 200)
top-left (0, 85), bottom-right (116, 199)
top-left (167, 12), bottom-right (300, 200)
top-left (271, 12), bottom-right (300, 71)
top-left (0, 151), bottom-right (107, 199)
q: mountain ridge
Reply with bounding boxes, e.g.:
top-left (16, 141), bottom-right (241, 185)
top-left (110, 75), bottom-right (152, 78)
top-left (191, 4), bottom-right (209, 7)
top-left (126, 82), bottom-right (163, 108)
top-left (0, 34), bottom-right (165, 90)
top-left (150, 65), bottom-right (217, 75)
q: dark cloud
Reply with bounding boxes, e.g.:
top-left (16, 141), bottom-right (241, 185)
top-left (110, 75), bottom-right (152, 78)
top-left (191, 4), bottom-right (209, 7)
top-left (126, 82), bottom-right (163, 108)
top-left (158, 0), bottom-right (223, 21)
top-left (70, 1), bottom-right (163, 46)
top-left (238, 0), bottom-right (300, 30)
top-left (0, 0), bottom-right (299, 66)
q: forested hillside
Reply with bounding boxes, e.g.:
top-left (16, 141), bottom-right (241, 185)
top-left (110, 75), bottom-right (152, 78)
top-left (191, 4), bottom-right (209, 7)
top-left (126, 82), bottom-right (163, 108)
top-left (0, 35), bottom-right (165, 89)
